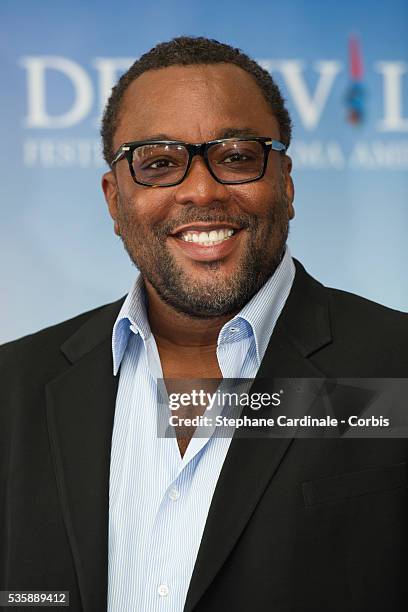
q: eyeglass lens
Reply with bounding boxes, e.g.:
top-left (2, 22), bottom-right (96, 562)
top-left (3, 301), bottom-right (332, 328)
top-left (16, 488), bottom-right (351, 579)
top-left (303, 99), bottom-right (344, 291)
top-left (132, 140), bottom-right (265, 185)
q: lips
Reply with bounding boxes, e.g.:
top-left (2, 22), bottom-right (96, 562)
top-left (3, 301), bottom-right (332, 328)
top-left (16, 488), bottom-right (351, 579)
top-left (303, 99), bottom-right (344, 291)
top-left (170, 222), bottom-right (241, 236)
top-left (178, 227), bottom-right (235, 245)
top-left (168, 225), bottom-right (243, 262)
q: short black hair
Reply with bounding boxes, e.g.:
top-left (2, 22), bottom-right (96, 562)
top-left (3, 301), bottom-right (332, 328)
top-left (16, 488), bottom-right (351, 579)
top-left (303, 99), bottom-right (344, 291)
top-left (101, 36), bottom-right (292, 166)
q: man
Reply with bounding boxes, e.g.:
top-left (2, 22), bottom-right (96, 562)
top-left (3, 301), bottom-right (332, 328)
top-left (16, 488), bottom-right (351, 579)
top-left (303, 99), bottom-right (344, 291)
top-left (1, 36), bottom-right (407, 612)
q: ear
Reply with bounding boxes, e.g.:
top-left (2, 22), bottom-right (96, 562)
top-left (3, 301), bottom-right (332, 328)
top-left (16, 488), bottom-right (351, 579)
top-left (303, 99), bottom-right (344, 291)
top-left (282, 155), bottom-right (295, 220)
top-left (102, 170), bottom-right (121, 235)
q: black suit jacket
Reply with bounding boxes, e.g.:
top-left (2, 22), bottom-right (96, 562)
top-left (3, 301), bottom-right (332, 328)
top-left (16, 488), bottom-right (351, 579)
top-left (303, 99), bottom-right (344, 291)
top-left (1, 260), bottom-right (408, 612)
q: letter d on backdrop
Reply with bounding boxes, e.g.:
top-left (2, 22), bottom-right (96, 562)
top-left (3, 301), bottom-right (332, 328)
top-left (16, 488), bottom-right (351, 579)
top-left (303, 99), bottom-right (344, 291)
top-left (20, 56), bottom-right (93, 128)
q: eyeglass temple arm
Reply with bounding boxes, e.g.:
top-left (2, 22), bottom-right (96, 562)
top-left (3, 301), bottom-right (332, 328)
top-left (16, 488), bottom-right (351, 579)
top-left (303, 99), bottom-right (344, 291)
top-left (267, 140), bottom-right (287, 153)
top-left (111, 145), bottom-right (131, 166)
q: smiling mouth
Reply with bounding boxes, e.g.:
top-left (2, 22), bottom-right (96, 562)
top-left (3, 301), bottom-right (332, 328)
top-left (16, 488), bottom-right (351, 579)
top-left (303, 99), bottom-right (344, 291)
top-left (175, 227), bottom-right (238, 246)
top-left (168, 224), bottom-right (243, 262)
top-left (171, 222), bottom-right (243, 245)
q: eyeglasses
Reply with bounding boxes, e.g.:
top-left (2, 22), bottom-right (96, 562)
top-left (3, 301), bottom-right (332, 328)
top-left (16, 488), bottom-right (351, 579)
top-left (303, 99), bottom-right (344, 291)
top-left (111, 137), bottom-right (287, 187)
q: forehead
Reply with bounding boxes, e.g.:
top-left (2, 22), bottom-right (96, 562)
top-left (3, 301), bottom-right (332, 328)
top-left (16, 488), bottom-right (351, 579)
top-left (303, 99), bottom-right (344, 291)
top-left (114, 63), bottom-right (279, 146)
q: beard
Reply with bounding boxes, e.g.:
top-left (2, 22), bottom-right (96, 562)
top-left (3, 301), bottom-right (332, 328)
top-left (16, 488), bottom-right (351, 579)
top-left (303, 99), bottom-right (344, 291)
top-left (116, 181), bottom-right (290, 319)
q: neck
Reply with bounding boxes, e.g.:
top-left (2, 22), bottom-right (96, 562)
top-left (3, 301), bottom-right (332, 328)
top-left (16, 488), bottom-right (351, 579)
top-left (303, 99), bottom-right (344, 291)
top-left (145, 279), bottom-right (237, 348)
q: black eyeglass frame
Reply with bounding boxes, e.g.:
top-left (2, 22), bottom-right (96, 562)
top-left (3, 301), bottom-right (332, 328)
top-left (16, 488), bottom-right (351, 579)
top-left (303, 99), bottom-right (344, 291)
top-left (111, 137), bottom-right (287, 187)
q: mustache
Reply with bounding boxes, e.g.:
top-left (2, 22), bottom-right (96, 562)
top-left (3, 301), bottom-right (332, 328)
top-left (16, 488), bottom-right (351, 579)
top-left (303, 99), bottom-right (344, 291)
top-left (154, 210), bottom-right (255, 237)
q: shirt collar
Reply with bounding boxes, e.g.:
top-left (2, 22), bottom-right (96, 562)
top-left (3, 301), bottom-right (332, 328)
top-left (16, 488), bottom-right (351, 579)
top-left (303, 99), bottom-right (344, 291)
top-left (112, 273), bottom-right (151, 375)
top-left (112, 246), bottom-right (295, 375)
top-left (217, 246), bottom-right (295, 365)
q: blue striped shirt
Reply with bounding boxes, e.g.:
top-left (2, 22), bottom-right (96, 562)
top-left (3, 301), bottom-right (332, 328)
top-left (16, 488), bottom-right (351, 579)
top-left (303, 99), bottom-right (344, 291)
top-left (107, 247), bottom-right (295, 612)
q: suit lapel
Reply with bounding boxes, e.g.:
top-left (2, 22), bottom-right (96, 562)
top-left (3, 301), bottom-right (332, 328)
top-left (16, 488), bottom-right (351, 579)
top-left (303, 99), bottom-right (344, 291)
top-left (184, 260), bottom-right (332, 612)
top-left (46, 298), bottom-right (124, 612)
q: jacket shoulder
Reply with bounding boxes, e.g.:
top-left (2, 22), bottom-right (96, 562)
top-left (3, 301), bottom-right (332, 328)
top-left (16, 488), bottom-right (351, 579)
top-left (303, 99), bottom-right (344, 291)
top-left (0, 297), bottom-right (125, 369)
top-left (290, 260), bottom-right (408, 375)
top-left (326, 285), bottom-right (408, 332)
top-left (322, 284), bottom-right (408, 374)
top-left (293, 259), bottom-right (407, 331)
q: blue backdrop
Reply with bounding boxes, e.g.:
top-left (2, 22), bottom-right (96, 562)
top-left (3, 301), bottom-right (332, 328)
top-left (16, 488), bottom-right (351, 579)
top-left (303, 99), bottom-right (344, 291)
top-left (2, 0), bottom-right (407, 343)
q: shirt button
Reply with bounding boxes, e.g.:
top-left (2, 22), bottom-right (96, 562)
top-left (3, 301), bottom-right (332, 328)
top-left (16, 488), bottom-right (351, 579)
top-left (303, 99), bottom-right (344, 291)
top-left (169, 488), bottom-right (180, 501)
top-left (158, 584), bottom-right (169, 597)
top-left (229, 327), bottom-right (239, 333)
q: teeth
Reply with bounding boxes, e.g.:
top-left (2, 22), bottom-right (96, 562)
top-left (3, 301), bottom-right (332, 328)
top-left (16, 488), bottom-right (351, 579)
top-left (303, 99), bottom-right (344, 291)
top-left (180, 228), bottom-right (236, 245)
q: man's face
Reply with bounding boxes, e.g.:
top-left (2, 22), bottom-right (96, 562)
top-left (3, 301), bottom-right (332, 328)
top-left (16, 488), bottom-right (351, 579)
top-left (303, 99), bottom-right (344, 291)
top-left (102, 64), bottom-right (294, 318)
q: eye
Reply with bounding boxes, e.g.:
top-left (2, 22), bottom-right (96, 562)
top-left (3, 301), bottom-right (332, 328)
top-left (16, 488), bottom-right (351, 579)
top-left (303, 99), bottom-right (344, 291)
top-left (143, 157), bottom-right (178, 170)
top-left (218, 150), bottom-right (259, 167)
top-left (221, 152), bottom-right (251, 164)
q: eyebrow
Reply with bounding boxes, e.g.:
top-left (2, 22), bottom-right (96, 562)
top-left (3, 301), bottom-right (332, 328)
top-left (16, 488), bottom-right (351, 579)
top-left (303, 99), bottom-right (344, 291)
top-left (135, 128), bottom-right (261, 143)
top-left (219, 128), bottom-right (260, 139)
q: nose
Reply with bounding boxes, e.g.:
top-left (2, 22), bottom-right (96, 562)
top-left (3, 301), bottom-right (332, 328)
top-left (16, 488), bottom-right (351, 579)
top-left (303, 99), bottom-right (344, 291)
top-left (173, 156), bottom-right (230, 207)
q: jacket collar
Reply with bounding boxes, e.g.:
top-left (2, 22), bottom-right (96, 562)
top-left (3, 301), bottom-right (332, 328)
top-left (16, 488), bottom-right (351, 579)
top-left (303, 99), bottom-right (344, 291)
top-left (60, 297), bottom-right (126, 364)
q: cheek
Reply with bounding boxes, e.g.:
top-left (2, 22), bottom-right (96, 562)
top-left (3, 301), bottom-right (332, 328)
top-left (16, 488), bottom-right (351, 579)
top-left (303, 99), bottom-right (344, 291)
top-left (233, 181), bottom-right (281, 216)
top-left (119, 188), bottom-right (171, 227)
